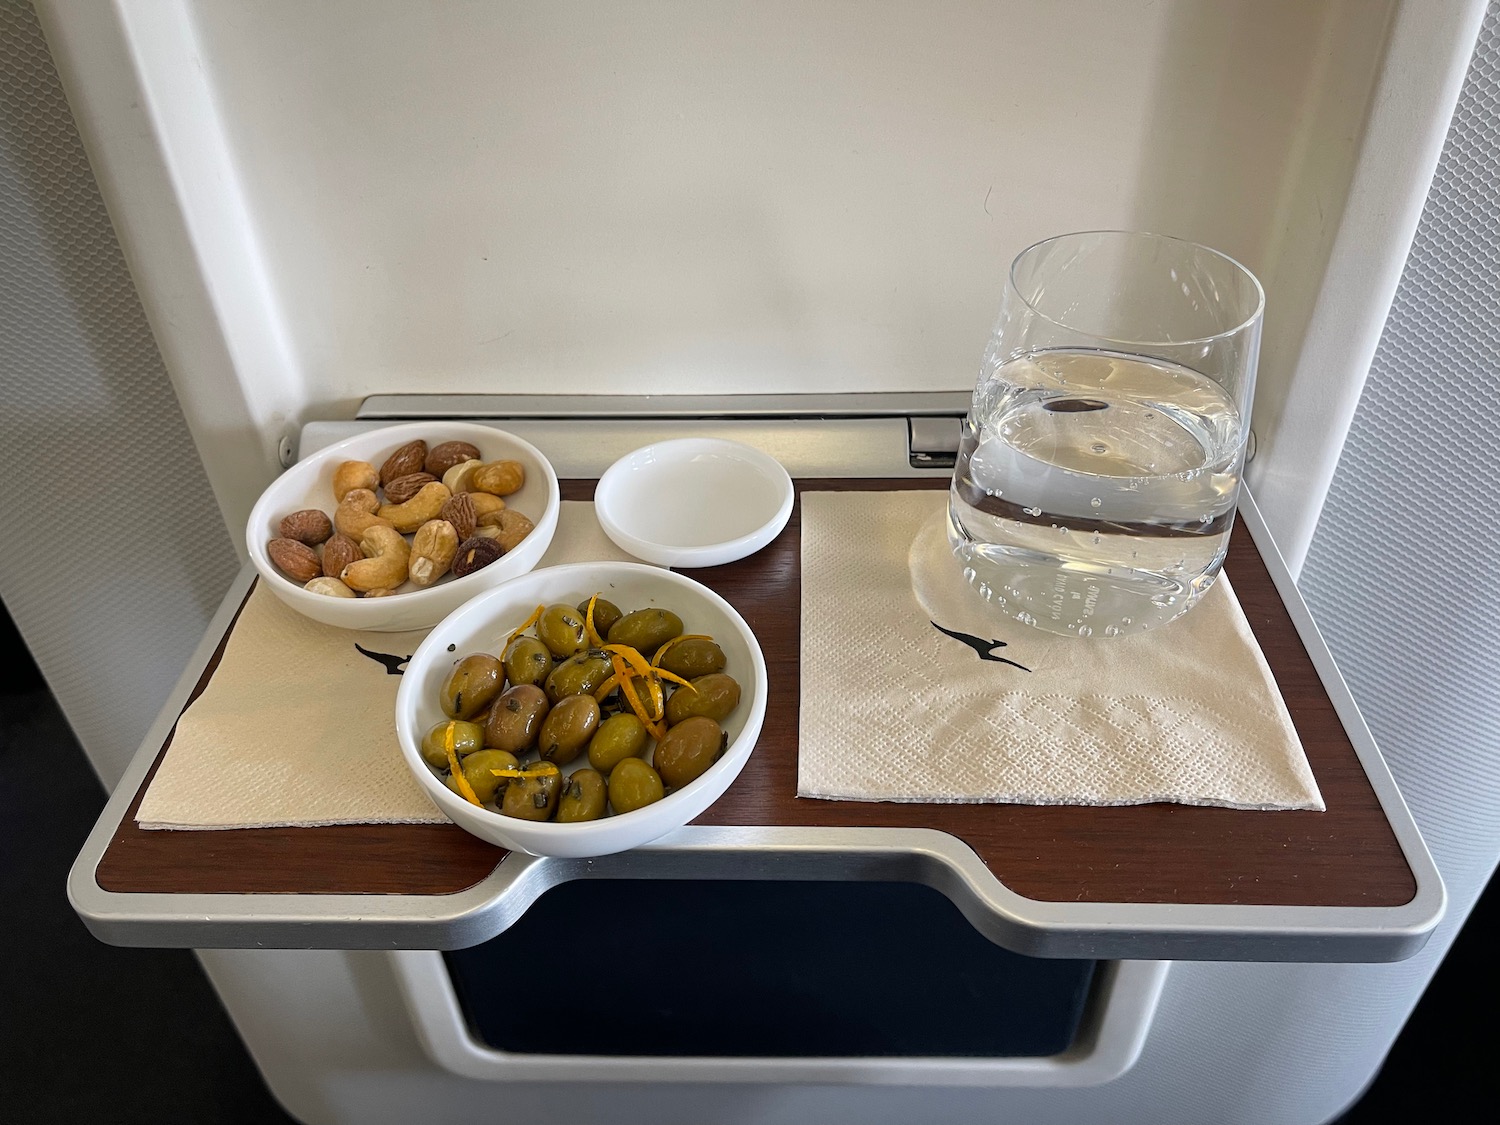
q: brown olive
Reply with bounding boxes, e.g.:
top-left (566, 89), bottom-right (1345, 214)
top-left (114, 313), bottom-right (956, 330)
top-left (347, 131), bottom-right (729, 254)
top-left (544, 651), bottom-right (614, 705)
top-left (502, 635), bottom-right (552, 689)
top-left (445, 748), bottom-right (521, 804)
top-left (586, 712), bottom-right (649, 775)
top-left (608, 757), bottom-right (665, 814)
top-left (439, 653), bottom-right (504, 720)
top-left (656, 637), bottom-right (726, 680)
top-left (577, 595), bottom-right (624, 640)
top-left (606, 607), bottom-right (683, 656)
top-left (653, 716), bottom-right (726, 789)
top-left (484, 683), bottom-right (550, 753)
top-left (556, 768), bottom-right (608, 822)
top-left (664, 672), bottom-right (741, 725)
top-left (537, 693), bottom-right (601, 765)
top-left (420, 719), bottom-right (486, 769)
top-left (500, 761), bottom-right (562, 821)
top-left (536, 603), bottom-right (589, 659)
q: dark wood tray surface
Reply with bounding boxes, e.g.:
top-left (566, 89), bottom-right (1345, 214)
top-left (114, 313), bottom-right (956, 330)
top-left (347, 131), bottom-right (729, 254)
top-left (95, 478), bottom-right (1416, 908)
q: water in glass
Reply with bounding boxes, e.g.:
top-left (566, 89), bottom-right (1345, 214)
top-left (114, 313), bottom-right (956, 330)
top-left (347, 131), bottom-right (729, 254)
top-left (947, 347), bottom-right (1245, 638)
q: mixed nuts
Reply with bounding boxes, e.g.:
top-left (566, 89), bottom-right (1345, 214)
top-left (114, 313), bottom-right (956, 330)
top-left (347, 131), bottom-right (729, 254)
top-left (267, 437), bottom-right (536, 598)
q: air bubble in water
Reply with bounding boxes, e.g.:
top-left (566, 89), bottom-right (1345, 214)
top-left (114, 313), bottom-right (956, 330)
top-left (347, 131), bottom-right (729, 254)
top-left (1077, 625), bottom-right (1093, 638)
top-left (1091, 533), bottom-right (1101, 545)
top-left (1025, 506), bottom-right (1041, 516)
top-left (1103, 625), bottom-right (1121, 637)
top-left (1091, 443), bottom-right (1108, 454)
top-left (1090, 497), bottom-right (1102, 508)
top-left (962, 566), bottom-right (977, 583)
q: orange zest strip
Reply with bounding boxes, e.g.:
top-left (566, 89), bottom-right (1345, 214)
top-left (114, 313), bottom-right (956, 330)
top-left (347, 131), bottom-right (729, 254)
top-left (604, 643), bottom-right (665, 724)
top-left (602, 643), bottom-right (652, 676)
top-left (610, 651), bottom-right (665, 740)
top-left (647, 674), bottom-right (664, 723)
top-left (650, 634), bottom-right (712, 668)
top-left (653, 668), bottom-right (696, 691)
top-left (443, 723), bottom-right (482, 806)
top-left (593, 672), bottom-right (624, 701)
top-left (489, 762), bottom-right (561, 779)
top-left (504, 604), bottom-right (546, 648)
top-left (584, 593), bottom-right (605, 649)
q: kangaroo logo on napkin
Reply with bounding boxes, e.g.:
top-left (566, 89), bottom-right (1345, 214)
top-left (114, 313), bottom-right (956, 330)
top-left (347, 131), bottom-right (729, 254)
top-left (930, 622), bottom-right (1031, 671)
top-left (798, 491), bottom-right (1324, 811)
top-left (356, 644), bottom-right (412, 675)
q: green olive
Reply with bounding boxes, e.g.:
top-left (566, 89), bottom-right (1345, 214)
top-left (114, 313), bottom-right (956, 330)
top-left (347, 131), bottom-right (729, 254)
top-left (664, 672), bottom-right (741, 725)
top-left (536, 603), bottom-right (589, 659)
top-left (606, 607), bottom-right (683, 656)
top-left (500, 762), bottom-right (562, 820)
top-left (586, 712), bottom-right (649, 775)
top-left (439, 653), bottom-right (504, 720)
top-left (608, 757), bottom-right (665, 814)
top-left (653, 716), bottom-right (727, 789)
top-left (445, 749), bottom-right (521, 804)
top-left (656, 637), bottom-right (726, 680)
top-left (536, 693), bottom-right (601, 765)
top-left (577, 595), bottom-right (623, 640)
top-left (502, 635), bottom-right (552, 689)
top-left (484, 683), bottom-right (550, 753)
top-left (556, 768), bottom-right (607, 822)
top-left (420, 719), bottom-right (486, 769)
top-left (544, 651), bottom-right (614, 705)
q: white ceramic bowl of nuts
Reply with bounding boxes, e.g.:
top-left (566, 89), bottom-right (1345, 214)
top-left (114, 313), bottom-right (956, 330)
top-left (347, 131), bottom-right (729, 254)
top-left (247, 421), bottom-right (561, 632)
top-left (394, 560), bottom-right (768, 858)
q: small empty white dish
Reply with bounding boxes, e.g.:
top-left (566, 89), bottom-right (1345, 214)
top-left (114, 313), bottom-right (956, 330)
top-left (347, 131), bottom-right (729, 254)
top-left (594, 438), bottom-right (794, 568)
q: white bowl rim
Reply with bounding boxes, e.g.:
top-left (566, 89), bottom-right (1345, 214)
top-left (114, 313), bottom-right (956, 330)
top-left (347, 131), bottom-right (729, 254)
top-left (394, 560), bottom-right (769, 845)
top-left (245, 420), bottom-right (560, 615)
top-left (593, 437), bottom-right (793, 567)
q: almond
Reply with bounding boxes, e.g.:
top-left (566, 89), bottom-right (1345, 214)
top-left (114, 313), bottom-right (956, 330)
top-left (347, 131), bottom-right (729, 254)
top-left (268, 537), bottom-right (322, 583)
top-left (426, 440), bottom-right (483, 477)
top-left (379, 439), bottom-right (428, 486)
top-left (278, 508), bottom-right (334, 545)
top-left (439, 492), bottom-right (477, 541)
top-left (321, 533), bottom-right (363, 578)
top-left (382, 471), bottom-right (437, 505)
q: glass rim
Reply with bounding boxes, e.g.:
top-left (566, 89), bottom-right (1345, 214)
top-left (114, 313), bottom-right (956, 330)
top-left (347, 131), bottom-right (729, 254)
top-left (1008, 229), bottom-right (1266, 348)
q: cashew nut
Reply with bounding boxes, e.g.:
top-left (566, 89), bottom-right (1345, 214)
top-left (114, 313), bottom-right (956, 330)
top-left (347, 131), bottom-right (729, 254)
top-left (441, 458), bottom-right (484, 493)
top-left (474, 509), bottom-right (535, 552)
top-left (332, 460), bottom-right (379, 503)
top-left (471, 459), bottom-right (525, 497)
top-left (377, 480), bottom-right (452, 534)
top-left (409, 519), bottom-right (459, 587)
top-left (469, 492), bottom-right (506, 521)
top-left (334, 488), bottom-right (396, 541)
top-left (304, 576), bottom-right (357, 598)
top-left (341, 524), bottom-right (412, 592)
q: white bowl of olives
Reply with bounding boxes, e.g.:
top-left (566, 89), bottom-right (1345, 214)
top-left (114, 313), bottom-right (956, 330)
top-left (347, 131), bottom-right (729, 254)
top-left (394, 561), bottom-right (768, 857)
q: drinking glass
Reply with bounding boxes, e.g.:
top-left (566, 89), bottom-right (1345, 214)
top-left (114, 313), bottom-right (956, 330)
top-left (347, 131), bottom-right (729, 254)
top-left (947, 230), bottom-right (1264, 638)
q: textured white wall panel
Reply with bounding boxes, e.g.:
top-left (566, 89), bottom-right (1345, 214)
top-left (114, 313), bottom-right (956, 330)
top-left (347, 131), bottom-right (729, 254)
top-left (0, 1), bottom-right (240, 788)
